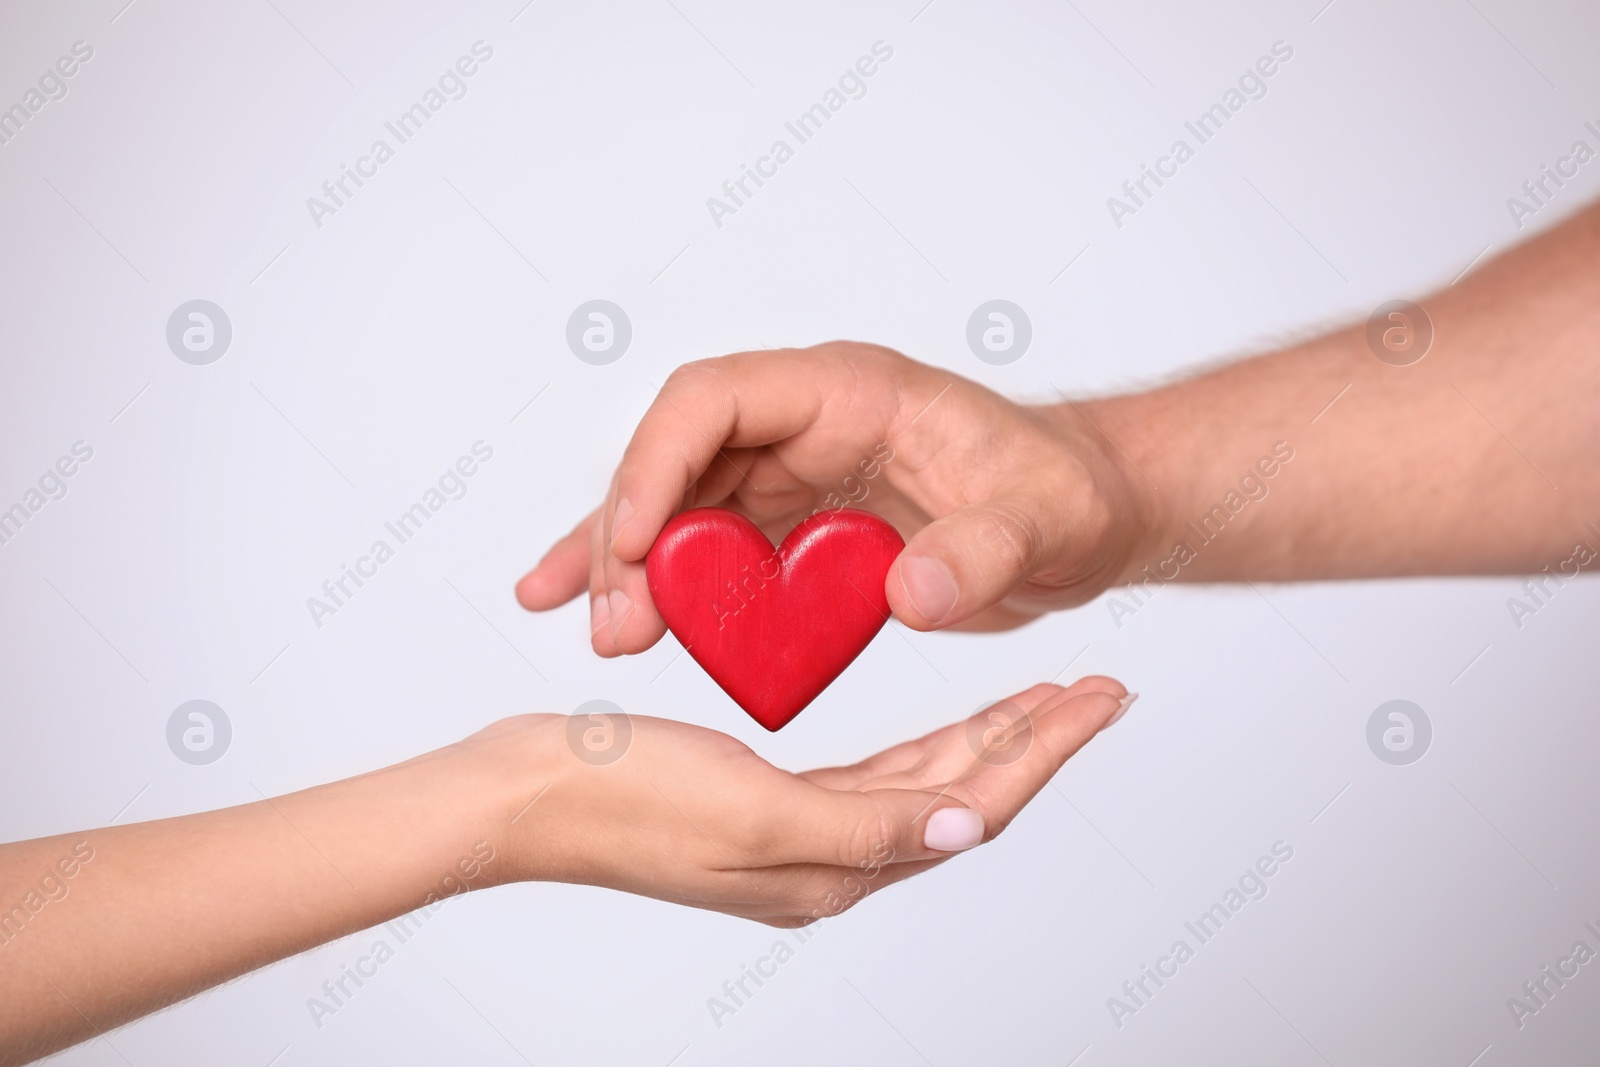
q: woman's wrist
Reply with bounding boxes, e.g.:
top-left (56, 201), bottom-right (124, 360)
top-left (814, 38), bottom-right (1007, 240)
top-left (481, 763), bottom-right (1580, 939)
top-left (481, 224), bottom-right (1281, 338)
top-left (266, 740), bottom-right (521, 917)
top-left (442, 714), bottom-right (572, 890)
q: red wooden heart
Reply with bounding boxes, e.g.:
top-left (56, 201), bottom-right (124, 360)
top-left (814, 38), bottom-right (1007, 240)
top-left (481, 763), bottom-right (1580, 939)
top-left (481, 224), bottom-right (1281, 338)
top-left (645, 507), bottom-right (905, 731)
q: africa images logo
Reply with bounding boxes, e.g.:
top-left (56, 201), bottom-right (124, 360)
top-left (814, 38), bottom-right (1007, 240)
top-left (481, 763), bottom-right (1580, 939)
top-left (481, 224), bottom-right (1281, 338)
top-left (305, 42), bottom-right (495, 229)
top-left (705, 41), bottom-right (894, 229)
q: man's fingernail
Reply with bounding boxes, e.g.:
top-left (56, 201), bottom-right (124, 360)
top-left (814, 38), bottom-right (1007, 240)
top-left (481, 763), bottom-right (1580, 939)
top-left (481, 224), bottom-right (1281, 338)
top-left (923, 807), bottom-right (984, 852)
top-left (590, 594), bottom-right (612, 636)
top-left (611, 498), bottom-right (635, 553)
top-left (1102, 692), bottom-right (1139, 730)
top-left (900, 555), bottom-right (959, 624)
top-left (607, 588), bottom-right (634, 640)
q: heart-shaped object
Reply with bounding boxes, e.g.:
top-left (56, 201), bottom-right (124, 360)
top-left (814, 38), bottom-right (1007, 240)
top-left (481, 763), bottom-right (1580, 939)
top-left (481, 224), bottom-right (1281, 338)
top-left (645, 507), bottom-right (905, 731)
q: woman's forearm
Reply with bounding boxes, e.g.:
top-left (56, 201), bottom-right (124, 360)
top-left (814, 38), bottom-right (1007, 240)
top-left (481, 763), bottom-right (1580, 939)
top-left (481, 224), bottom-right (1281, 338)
top-left (1080, 203), bottom-right (1600, 584)
top-left (0, 742), bottom-right (515, 1066)
top-left (0, 695), bottom-right (1116, 1065)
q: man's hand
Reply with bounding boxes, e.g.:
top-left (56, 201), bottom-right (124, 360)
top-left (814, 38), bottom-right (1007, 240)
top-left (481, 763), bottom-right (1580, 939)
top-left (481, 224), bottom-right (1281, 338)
top-left (521, 202), bottom-right (1600, 646)
top-left (515, 343), bottom-right (1150, 656)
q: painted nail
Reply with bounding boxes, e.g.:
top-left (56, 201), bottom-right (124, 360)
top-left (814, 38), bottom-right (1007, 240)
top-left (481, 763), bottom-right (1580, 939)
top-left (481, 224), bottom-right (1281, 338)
top-left (923, 807), bottom-right (984, 852)
top-left (1102, 692), bottom-right (1139, 730)
top-left (900, 555), bottom-right (959, 624)
top-left (611, 498), bottom-right (635, 553)
top-left (590, 594), bottom-right (611, 636)
top-left (607, 588), bottom-right (634, 641)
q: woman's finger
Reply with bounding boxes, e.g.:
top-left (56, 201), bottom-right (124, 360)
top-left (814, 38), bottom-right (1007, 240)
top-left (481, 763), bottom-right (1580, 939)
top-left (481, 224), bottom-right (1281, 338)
top-left (945, 684), bottom-right (1132, 841)
top-left (799, 676), bottom-right (1127, 790)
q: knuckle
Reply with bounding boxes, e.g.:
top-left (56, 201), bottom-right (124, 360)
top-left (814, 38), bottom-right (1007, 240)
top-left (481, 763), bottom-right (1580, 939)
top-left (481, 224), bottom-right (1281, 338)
top-left (958, 784), bottom-right (1008, 841)
top-left (970, 501), bottom-right (1043, 577)
top-left (841, 800), bottom-right (897, 870)
top-left (663, 357), bottom-right (727, 394)
top-left (813, 341), bottom-right (909, 389)
top-left (853, 342), bottom-right (902, 369)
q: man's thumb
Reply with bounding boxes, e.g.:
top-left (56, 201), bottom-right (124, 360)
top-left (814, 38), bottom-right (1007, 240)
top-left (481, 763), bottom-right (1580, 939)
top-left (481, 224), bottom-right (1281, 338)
top-left (886, 500), bottom-right (1049, 629)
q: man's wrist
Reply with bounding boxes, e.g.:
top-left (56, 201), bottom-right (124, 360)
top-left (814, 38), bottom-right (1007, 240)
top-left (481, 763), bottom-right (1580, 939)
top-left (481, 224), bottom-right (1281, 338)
top-left (1036, 391), bottom-right (1179, 588)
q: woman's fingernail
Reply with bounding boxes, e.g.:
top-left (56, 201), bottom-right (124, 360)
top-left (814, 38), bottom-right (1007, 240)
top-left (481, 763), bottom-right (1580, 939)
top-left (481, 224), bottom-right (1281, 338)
top-left (611, 498), bottom-right (635, 553)
top-left (923, 807), bottom-right (984, 852)
top-left (900, 555), bottom-right (959, 624)
top-left (607, 588), bottom-right (634, 640)
top-left (1102, 692), bottom-right (1139, 730)
top-left (590, 594), bottom-right (612, 636)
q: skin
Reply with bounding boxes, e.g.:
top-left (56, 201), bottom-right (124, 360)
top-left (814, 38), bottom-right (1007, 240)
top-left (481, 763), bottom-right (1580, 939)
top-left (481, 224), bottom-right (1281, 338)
top-left (12, 195), bottom-right (1597, 1067)
top-left (518, 201), bottom-right (1600, 649)
top-left (0, 679), bottom-right (1127, 1065)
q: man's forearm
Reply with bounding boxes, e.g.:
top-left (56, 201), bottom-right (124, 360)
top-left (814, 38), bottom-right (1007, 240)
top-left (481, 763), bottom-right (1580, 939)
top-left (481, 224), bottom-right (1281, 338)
top-left (1078, 203), bottom-right (1600, 584)
top-left (0, 744), bottom-right (512, 1066)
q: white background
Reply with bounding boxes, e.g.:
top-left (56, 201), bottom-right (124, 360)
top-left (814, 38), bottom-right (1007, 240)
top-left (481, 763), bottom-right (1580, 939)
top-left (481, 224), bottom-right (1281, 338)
top-left (2, 0), bottom-right (1598, 1063)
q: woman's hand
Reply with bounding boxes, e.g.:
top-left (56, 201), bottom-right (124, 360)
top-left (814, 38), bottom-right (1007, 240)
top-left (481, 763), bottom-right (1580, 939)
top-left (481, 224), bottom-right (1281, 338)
top-left (514, 343), bottom-right (1151, 655)
top-left (470, 675), bottom-right (1131, 926)
top-left (0, 678), bottom-right (1127, 1063)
